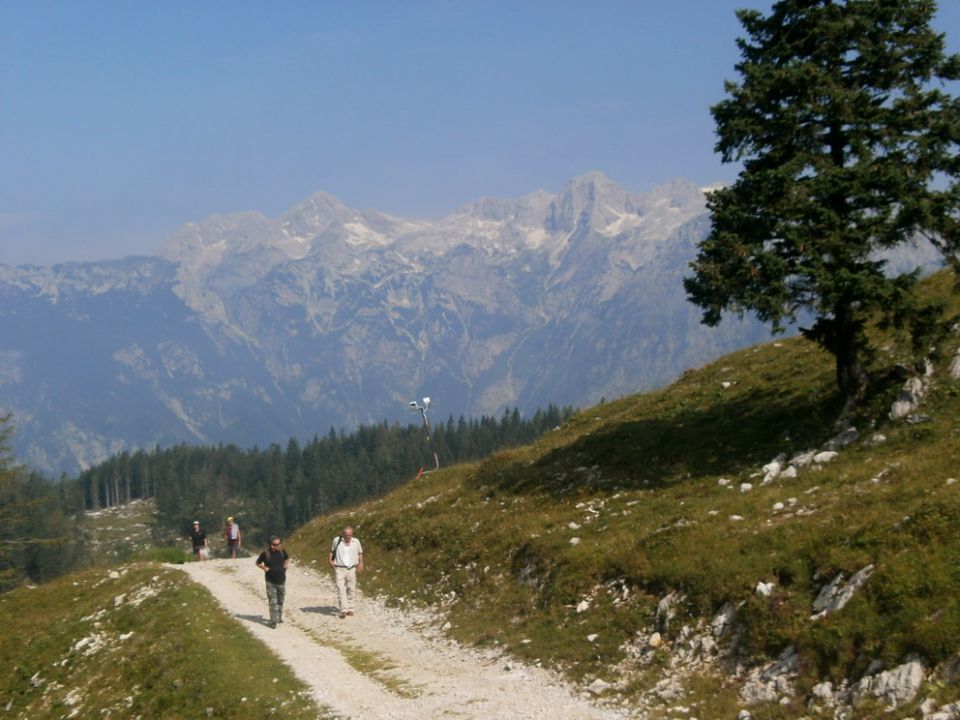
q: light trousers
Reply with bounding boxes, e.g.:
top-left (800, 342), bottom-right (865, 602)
top-left (334, 566), bottom-right (358, 612)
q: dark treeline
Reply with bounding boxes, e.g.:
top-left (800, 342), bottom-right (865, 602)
top-left (0, 415), bottom-right (86, 591)
top-left (71, 404), bottom-right (574, 547)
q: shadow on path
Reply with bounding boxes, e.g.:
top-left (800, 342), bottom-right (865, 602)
top-left (299, 605), bottom-right (341, 617)
top-left (235, 613), bottom-right (271, 626)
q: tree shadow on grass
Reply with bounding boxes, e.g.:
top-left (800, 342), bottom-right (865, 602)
top-left (481, 385), bottom-right (842, 496)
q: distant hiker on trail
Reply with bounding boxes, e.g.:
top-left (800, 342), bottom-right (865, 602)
top-left (328, 526), bottom-right (364, 618)
top-left (256, 535), bottom-right (290, 628)
top-left (189, 520), bottom-right (208, 561)
top-left (224, 516), bottom-right (242, 558)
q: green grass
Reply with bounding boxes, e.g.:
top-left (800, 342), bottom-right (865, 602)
top-left (288, 271), bottom-right (960, 713)
top-left (0, 564), bottom-right (333, 719)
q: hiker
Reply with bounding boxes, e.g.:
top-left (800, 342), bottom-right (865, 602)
top-left (328, 526), bottom-right (364, 618)
top-left (256, 535), bottom-right (290, 628)
top-left (224, 516), bottom-right (242, 558)
top-left (189, 520), bottom-right (208, 561)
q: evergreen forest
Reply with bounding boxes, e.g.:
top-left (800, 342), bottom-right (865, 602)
top-left (0, 405), bottom-right (574, 589)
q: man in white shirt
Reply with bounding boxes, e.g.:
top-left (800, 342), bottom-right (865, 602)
top-left (328, 526), bottom-right (364, 618)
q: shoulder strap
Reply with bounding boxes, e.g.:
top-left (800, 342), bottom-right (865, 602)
top-left (332, 536), bottom-right (342, 561)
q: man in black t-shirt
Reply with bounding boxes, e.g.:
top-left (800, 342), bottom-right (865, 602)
top-left (256, 536), bottom-right (290, 628)
top-left (189, 521), bottom-right (207, 561)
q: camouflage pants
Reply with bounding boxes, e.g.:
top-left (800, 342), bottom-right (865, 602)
top-left (265, 579), bottom-right (285, 624)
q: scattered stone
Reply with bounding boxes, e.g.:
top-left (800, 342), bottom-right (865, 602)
top-left (890, 376), bottom-right (925, 419)
top-left (868, 433), bottom-right (887, 445)
top-left (811, 565), bottom-right (875, 619)
top-left (721, 381), bottom-right (732, 389)
top-left (567, 522), bottom-right (580, 530)
top-left (772, 502), bottom-right (785, 512)
top-left (813, 451), bottom-right (839, 464)
top-left (648, 631), bottom-right (663, 648)
top-left (948, 478), bottom-right (957, 486)
top-left (824, 427), bottom-right (859, 450)
top-left (737, 711), bottom-right (752, 720)
top-left (810, 681), bottom-right (835, 706)
top-left (762, 454), bottom-right (786, 483)
top-left (586, 633), bottom-right (599, 643)
top-left (739, 483), bottom-right (753, 493)
top-left (717, 478), bottom-right (731, 487)
top-left (906, 414), bottom-right (932, 424)
top-left (711, 603), bottom-right (736, 638)
top-left (950, 350), bottom-right (960, 380)
top-left (729, 515), bottom-right (744, 521)
top-left (926, 700), bottom-right (960, 720)
top-left (790, 450), bottom-right (817, 467)
top-left (569, 537), bottom-right (581, 546)
top-left (576, 600), bottom-right (590, 614)
top-left (755, 581), bottom-right (775, 597)
top-left (655, 677), bottom-right (685, 701)
top-left (780, 466), bottom-right (798, 479)
top-left (587, 678), bottom-right (611, 694)
top-left (656, 592), bottom-right (683, 635)
top-left (740, 645), bottom-right (799, 705)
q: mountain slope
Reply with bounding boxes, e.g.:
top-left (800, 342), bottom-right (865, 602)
top-left (0, 173), bottom-right (780, 475)
top-left (287, 270), bottom-right (960, 719)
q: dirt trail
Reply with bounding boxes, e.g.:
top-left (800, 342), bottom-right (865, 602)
top-left (178, 558), bottom-right (625, 720)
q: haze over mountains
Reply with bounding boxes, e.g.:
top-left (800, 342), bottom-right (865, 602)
top-left (1, 172), bottom-right (786, 474)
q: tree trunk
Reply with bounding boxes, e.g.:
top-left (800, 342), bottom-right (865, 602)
top-left (834, 306), bottom-right (868, 409)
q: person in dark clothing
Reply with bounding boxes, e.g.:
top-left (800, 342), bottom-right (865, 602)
top-left (189, 521), bottom-right (208, 561)
top-left (256, 535), bottom-right (290, 628)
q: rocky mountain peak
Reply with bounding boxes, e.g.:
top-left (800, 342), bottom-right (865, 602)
top-left (546, 170), bottom-right (640, 234)
top-left (279, 191), bottom-right (359, 242)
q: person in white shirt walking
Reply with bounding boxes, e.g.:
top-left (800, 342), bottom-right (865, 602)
top-left (328, 526), bottom-right (364, 618)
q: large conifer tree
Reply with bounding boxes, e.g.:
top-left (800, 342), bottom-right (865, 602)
top-left (685, 0), bottom-right (960, 404)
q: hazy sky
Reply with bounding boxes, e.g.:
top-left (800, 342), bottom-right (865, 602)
top-left (3, 1), bottom-right (959, 266)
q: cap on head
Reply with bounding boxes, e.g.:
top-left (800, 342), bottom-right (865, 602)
top-left (227, 516), bottom-right (234, 522)
top-left (193, 520), bottom-right (199, 525)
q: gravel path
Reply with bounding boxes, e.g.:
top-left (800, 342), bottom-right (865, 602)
top-left (178, 558), bottom-right (626, 720)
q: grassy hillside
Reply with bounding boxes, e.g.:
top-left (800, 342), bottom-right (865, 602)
top-left (288, 271), bottom-right (960, 718)
top-left (0, 564), bottom-right (326, 719)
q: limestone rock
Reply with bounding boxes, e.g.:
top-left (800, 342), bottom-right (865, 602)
top-left (656, 592), bottom-right (683, 635)
top-left (811, 565), bottom-right (875, 619)
top-left (755, 581), bottom-right (775, 597)
top-left (740, 645), bottom-right (799, 705)
top-left (890, 376), bottom-right (925, 419)
top-left (813, 450), bottom-right (839, 464)
top-left (711, 603), bottom-right (736, 639)
top-left (853, 659), bottom-right (924, 709)
top-left (789, 450), bottom-right (817, 467)
top-left (950, 350), bottom-right (960, 380)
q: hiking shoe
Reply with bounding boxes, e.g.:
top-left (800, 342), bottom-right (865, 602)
top-left (269, 621), bottom-right (277, 628)
top-left (338, 611), bottom-right (346, 618)
top-left (346, 611), bottom-right (354, 616)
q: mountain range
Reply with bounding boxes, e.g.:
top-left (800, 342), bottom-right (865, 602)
top-left (2, 171), bottom-right (934, 475)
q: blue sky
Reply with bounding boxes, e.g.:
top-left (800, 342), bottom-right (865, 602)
top-left (2, 1), bottom-right (959, 266)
